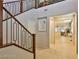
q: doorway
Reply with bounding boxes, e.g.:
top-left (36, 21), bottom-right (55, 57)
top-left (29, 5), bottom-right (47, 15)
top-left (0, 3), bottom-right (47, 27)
top-left (49, 12), bottom-right (77, 59)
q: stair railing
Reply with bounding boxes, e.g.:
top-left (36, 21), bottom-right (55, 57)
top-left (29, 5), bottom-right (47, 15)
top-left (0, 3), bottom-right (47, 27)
top-left (2, 7), bottom-right (36, 59)
top-left (3, 0), bottom-right (35, 20)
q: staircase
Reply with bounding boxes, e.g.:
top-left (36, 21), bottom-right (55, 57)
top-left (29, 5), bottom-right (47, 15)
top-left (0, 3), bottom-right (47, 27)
top-left (0, 0), bottom-right (66, 59)
top-left (0, 0), bottom-right (36, 59)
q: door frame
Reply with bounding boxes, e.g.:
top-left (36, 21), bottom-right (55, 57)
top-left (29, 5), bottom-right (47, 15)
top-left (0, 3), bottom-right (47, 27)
top-left (49, 12), bottom-right (78, 53)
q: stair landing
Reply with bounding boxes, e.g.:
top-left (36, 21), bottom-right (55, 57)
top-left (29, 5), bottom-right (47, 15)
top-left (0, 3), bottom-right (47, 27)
top-left (0, 45), bottom-right (33, 59)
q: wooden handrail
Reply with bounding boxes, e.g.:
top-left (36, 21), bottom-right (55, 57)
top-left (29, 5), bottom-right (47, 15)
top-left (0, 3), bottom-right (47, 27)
top-left (0, 43), bottom-right (33, 53)
top-left (3, 7), bottom-right (32, 35)
top-left (13, 44), bottom-right (33, 53)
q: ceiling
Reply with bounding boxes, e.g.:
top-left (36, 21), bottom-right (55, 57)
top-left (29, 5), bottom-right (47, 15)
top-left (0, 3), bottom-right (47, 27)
top-left (53, 13), bottom-right (73, 27)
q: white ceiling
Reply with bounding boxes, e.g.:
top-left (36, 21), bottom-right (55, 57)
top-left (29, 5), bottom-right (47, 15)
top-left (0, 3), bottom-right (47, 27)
top-left (54, 13), bottom-right (73, 27)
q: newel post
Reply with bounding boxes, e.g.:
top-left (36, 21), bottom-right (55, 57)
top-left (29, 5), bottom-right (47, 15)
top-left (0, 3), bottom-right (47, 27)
top-left (32, 34), bottom-right (36, 59)
top-left (0, 0), bottom-right (3, 47)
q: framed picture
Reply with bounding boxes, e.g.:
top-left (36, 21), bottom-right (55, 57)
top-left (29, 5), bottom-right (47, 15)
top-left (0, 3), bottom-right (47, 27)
top-left (38, 17), bottom-right (47, 32)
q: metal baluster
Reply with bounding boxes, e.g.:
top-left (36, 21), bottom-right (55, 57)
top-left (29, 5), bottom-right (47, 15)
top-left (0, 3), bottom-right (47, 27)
top-left (18, 2), bottom-right (20, 14)
top-left (10, 18), bottom-right (12, 43)
top-left (18, 1), bottom-right (20, 14)
top-left (27, 33), bottom-right (30, 50)
top-left (16, 22), bottom-right (18, 44)
top-left (21, 27), bottom-right (23, 47)
top-left (28, 35), bottom-right (32, 50)
top-left (12, 3), bottom-right (15, 16)
top-left (15, 2), bottom-right (17, 14)
top-left (13, 21), bottom-right (17, 43)
top-left (29, 35), bottom-right (32, 50)
top-left (26, 32), bottom-right (29, 49)
top-left (13, 3), bottom-right (15, 15)
top-left (7, 4), bottom-right (10, 18)
top-left (25, 31), bottom-right (28, 49)
top-left (6, 20), bottom-right (8, 44)
top-left (14, 2), bottom-right (16, 15)
top-left (17, 23), bottom-right (19, 45)
top-left (22, 29), bottom-right (24, 47)
top-left (9, 3), bottom-right (11, 15)
top-left (23, 30), bottom-right (27, 48)
top-left (13, 21), bottom-right (14, 43)
top-left (11, 3), bottom-right (13, 15)
top-left (5, 4), bottom-right (9, 19)
top-left (31, 36), bottom-right (33, 51)
top-left (17, 2), bottom-right (19, 14)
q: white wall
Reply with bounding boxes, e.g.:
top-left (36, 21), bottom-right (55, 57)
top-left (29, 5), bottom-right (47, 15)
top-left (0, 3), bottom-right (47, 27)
top-left (16, 9), bottom-right (36, 34)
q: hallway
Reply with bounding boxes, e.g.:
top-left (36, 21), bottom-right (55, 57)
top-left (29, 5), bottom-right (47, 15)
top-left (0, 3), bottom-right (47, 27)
top-left (36, 36), bottom-right (77, 59)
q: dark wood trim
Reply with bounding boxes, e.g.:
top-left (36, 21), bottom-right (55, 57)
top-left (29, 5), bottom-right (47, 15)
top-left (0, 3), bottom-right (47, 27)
top-left (33, 34), bottom-right (36, 59)
top-left (0, 0), bottom-right (3, 47)
top-left (3, 7), bottom-right (32, 35)
top-left (0, 43), bottom-right (13, 48)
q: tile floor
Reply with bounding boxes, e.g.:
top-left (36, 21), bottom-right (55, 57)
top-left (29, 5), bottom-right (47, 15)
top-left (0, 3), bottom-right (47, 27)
top-left (36, 36), bottom-right (77, 59)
